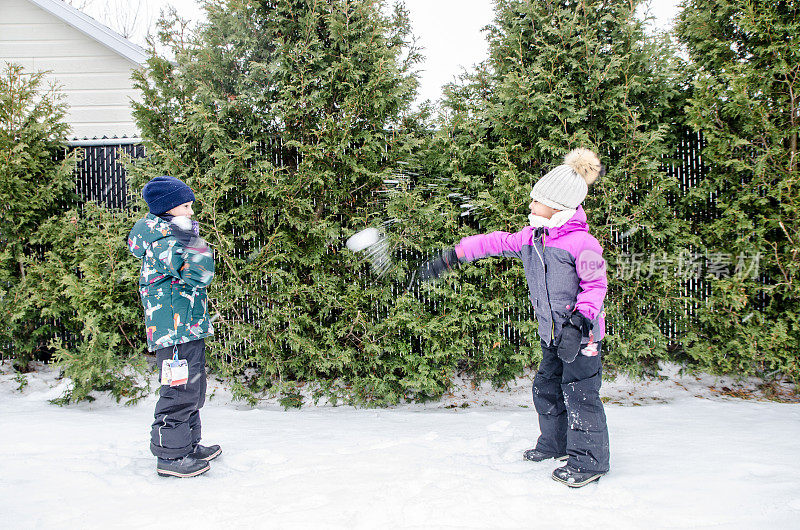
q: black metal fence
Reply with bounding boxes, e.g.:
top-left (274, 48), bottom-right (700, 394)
top-left (73, 142), bottom-right (146, 208)
top-left (7, 134), bottom-right (715, 361)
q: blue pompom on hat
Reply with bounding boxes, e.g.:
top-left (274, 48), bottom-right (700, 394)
top-left (142, 176), bottom-right (196, 215)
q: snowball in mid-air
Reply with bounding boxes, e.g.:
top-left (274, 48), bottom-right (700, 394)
top-left (172, 215), bottom-right (193, 231)
top-left (346, 227), bottom-right (381, 252)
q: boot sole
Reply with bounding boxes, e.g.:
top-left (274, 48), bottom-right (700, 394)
top-left (157, 465), bottom-right (210, 478)
top-left (551, 472), bottom-right (604, 488)
top-left (197, 447), bottom-right (222, 462)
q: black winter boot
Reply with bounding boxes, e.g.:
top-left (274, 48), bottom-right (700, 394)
top-left (191, 444), bottom-right (222, 462)
top-left (551, 464), bottom-right (605, 488)
top-left (156, 455), bottom-right (210, 478)
top-left (523, 448), bottom-right (568, 462)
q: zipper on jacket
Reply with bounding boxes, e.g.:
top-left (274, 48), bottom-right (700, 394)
top-left (543, 230), bottom-right (555, 341)
top-left (533, 227), bottom-right (555, 344)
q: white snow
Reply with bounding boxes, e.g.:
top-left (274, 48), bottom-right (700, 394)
top-left (346, 228), bottom-right (382, 252)
top-left (1, 361), bottom-right (799, 529)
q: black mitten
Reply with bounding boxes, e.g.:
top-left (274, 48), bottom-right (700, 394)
top-left (556, 311), bottom-right (592, 363)
top-left (417, 248), bottom-right (462, 282)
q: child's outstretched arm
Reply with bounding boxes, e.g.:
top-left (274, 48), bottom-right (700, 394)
top-left (417, 229), bottom-right (525, 282)
top-left (457, 230), bottom-right (525, 262)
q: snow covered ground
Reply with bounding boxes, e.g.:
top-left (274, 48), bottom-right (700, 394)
top-left (1, 362), bottom-right (799, 529)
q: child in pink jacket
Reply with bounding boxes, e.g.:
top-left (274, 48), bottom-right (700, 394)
top-left (418, 149), bottom-right (610, 488)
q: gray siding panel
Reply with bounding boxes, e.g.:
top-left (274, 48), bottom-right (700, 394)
top-left (0, 0), bottom-right (143, 139)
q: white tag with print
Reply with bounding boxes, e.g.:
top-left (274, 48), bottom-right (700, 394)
top-left (161, 359), bottom-right (189, 386)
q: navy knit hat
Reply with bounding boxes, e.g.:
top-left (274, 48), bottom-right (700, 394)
top-left (142, 176), bottom-right (196, 215)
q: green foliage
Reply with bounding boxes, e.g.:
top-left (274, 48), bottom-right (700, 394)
top-left (676, 0), bottom-right (800, 380)
top-left (4, 0), bottom-right (794, 405)
top-left (13, 371), bottom-right (28, 391)
top-left (278, 390), bottom-right (304, 410)
top-left (0, 63), bottom-right (146, 402)
top-left (406, 0), bottom-right (690, 376)
top-left (130, 0), bottom-right (438, 404)
top-left (0, 63), bottom-right (77, 370)
top-left (23, 203), bottom-right (148, 403)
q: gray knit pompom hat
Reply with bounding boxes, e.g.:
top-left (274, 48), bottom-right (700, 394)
top-left (529, 148), bottom-right (603, 210)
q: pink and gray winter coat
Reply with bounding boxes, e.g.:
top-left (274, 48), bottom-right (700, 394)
top-left (456, 206), bottom-right (607, 346)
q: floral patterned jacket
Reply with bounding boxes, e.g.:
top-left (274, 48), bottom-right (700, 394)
top-left (128, 213), bottom-right (214, 351)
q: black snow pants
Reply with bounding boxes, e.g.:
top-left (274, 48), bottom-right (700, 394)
top-left (150, 338), bottom-right (207, 459)
top-left (532, 339), bottom-right (610, 473)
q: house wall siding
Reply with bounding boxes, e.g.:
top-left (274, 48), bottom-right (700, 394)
top-left (0, 0), bottom-right (143, 139)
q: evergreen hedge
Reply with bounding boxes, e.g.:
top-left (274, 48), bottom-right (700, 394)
top-left (411, 0), bottom-right (691, 378)
top-left (675, 0), bottom-right (800, 376)
top-left (128, 0), bottom-right (432, 405)
top-left (0, 64), bottom-right (77, 371)
top-left (2, 0), bottom-right (797, 404)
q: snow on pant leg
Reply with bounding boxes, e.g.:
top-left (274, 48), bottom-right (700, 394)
top-left (561, 341), bottom-right (610, 473)
top-left (150, 339), bottom-right (207, 459)
top-left (531, 341), bottom-right (568, 456)
top-left (188, 340), bottom-right (207, 446)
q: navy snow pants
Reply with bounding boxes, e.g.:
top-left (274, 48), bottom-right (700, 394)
top-left (150, 339), bottom-right (207, 459)
top-left (532, 339), bottom-right (610, 473)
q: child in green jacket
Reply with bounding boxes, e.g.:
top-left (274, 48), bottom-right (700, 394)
top-left (128, 175), bottom-right (220, 478)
